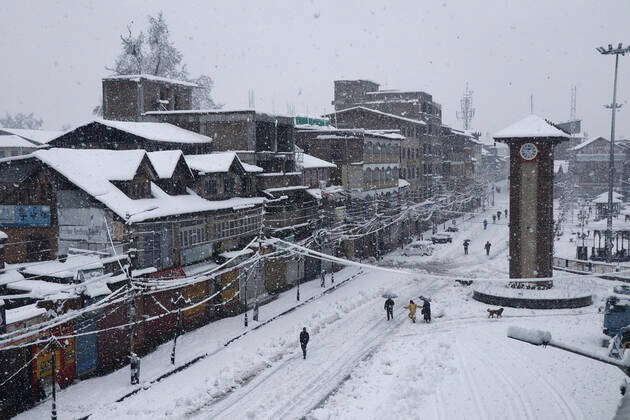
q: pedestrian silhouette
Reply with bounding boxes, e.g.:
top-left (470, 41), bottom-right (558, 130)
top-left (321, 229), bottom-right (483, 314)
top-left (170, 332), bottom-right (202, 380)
top-left (299, 327), bottom-right (310, 359)
top-left (484, 241), bottom-right (491, 256)
top-left (384, 298), bottom-right (394, 320)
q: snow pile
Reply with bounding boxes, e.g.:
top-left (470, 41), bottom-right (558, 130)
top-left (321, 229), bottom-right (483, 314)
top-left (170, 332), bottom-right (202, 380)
top-left (507, 326), bottom-right (552, 345)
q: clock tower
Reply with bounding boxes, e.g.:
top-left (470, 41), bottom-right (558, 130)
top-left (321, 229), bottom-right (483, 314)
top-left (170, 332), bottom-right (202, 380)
top-left (494, 115), bottom-right (570, 282)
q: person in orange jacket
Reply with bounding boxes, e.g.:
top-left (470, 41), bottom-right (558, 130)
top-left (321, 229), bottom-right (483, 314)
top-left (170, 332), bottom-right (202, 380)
top-left (404, 299), bottom-right (418, 323)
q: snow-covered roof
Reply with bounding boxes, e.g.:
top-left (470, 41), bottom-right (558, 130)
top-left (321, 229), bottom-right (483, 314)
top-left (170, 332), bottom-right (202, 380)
top-left (185, 152), bottom-right (262, 174)
top-left (29, 148), bottom-right (264, 223)
top-left (21, 254), bottom-right (107, 279)
top-left (0, 127), bottom-right (64, 145)
top-left (366, 130), bottom-right (405, 140)
top-left (301, 154), bottom-right (336, 169)
top-left (97, 119), bottom-right (212, 144)
top-left (493, 115), bottom-right (570, 140)
top-left (6, 303), bottom-right (47, 324)
top-left (126, 184), bottom-right (265, 223)
top-left (325, 106), bottom-right (426, 125)
top-left (592, 191), bottom-right (623, 204)
top-left (103, 73), bottom-right (199, 88)
top-left (0, 134), bottom-right (39, 148)
top-left (0, 230), bottom-right (7, 240)
top-left (572, 136), bottom-right (615, 151)
top-left (147, 150), bottom-right (187, 179)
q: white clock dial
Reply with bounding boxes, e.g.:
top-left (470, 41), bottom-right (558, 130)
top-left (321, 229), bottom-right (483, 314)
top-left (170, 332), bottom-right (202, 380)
top-left (519, 143), bottom-right (538, 160)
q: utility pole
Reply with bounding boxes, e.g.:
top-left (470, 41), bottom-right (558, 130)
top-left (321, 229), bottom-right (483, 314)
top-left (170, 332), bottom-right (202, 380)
top-left (49, 335), bottom-right (62, 420)
top-left (171, 292), bottom-right (188, 365)
top-left (596, 43), bottom-right (630, 262)
top-left (126, 235), bottom-right (139, 384)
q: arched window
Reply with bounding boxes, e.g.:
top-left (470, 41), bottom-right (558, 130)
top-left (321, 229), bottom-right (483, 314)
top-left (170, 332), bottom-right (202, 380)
top-left (365, 142), bottom-right (373, 160)
top-left (364, 168), bottom-right (372, 186)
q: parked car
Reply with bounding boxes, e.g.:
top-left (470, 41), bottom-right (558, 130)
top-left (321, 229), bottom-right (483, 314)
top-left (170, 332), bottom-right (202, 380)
top-left (446, 226), bottom-right (459, 233)
top-left (431, 233), bottom-right (453, 244)
top-left (402, 240), bottom-right (434, 256)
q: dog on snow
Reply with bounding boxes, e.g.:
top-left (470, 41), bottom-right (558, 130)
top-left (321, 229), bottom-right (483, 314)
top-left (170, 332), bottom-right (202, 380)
top-left (487, 307), bottom-right (504, 318)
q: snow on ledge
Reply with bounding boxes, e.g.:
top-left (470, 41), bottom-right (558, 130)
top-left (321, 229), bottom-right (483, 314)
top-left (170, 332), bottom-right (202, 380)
top-left (507, 326), bottom-right (552, 345)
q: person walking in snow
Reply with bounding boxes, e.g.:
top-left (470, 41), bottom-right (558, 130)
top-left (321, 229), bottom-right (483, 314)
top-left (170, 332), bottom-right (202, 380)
top-left (384, 297), bottom-right (395, 320)
top-left (483, 219), bottom-right (488, 230)
top-left (504, 209), bottom-right (508, 218)
top-left (421, 299), bottom-right (431, 323)
top-left (299, 327), bottom-right (310, 359)
top-left (492, 214), bottom-right (496, 224)
top-left (404, 300), bottom-right (418, 323)
top-left (320, 270), bottom-right (326, 288)
top-left (484, 241), bottom-right (491, 256)
top-left (496, 210), bottom-right (501, 221)
top-left (463, 239), bottom-right (470, 255)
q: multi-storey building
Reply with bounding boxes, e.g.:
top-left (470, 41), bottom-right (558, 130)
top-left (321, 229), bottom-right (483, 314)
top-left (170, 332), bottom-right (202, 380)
top-left (295, 126), bottom-right (402, 197)
top-left (572, 136), bottom-right (625, 198)
top-left (326, 79), bottom-right (482, 198)
top-left (102, 74), bottom-right (196, 121)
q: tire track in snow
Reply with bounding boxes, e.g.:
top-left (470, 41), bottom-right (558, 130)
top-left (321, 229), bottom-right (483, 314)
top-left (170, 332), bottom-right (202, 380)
top-left (186, 280), bottom-right (444, 420)
top-left (454, 339), bottom-right (490, 420)
top-left (490, 334), bottom-right (584, 420)
top-left (466, 331), bottom-right (535, 420)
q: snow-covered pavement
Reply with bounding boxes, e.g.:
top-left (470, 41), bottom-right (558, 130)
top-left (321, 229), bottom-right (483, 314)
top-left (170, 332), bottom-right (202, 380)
top-left (17, 181), bottom-right (626, 419)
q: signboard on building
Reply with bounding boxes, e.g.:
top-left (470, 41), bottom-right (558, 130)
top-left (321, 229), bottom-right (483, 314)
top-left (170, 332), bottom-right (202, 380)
top-left (0, 205), bottom-right (51, 227)
top-left (294, 116), bottom-right (330, 127)
top-left (58, 208), bottom-right (109, 253)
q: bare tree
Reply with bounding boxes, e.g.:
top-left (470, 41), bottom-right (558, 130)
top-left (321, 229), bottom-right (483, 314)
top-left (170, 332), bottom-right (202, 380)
top-left (0, 112), bottom-right (44, 129)
top-left (98, 11), bottom-right (219, 115)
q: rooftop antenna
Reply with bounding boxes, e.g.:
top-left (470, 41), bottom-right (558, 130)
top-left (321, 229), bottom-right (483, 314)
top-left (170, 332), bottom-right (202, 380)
top-left (248, 89), bottom-right (255, 109)
top-left (570, 85), bottom-right (578, 133)
top-left (530, 94), bottom-right (534, 114)
top-left (456, 82), bottom-right (475, 130)
top-left (570, 85), bottom-right (577, 120)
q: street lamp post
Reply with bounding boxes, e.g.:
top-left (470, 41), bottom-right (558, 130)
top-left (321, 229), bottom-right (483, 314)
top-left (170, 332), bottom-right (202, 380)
top-left (597, 43), bottom-right (630, 262)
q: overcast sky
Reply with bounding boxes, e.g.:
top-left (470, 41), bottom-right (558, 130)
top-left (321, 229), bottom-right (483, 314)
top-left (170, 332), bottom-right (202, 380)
top-left (1, 0), bottom-right (629, 141)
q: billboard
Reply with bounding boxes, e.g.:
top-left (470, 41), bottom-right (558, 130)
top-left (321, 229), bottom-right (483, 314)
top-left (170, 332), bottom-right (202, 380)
top-left (0, 205), bottom-right (51, 227)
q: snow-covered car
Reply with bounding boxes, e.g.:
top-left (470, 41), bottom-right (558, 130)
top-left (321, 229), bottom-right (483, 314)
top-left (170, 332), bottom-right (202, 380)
top-left (431, 233), bottom-right (452, 244)
top-left (402, 240), bottom-right (434, 256)
top-left (446, 226), bottom-right (459, 233)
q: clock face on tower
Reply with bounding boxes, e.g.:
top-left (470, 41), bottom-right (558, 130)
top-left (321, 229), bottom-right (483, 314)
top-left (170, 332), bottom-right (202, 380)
top-left (519, 142), bottom-right (538, 160)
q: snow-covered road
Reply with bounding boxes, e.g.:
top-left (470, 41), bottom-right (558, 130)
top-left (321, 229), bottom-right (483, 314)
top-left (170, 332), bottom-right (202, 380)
top-left (185, 279), bottom-right (443, 420)
top-left (16, 181), bottom-right (625, 419)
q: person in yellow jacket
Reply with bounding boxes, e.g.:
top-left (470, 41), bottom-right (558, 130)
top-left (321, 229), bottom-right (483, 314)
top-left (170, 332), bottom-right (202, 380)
top-left (404, 299), bottom-right (418, 323)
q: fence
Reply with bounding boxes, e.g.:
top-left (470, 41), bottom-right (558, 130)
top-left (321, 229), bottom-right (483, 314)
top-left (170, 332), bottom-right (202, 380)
top-left (552, 256), bottom-right (630, 283)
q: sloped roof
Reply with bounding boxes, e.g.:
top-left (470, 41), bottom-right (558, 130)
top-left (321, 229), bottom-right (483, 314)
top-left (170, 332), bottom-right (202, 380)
top-left (493, 115), bottom-right (570, 140)
top-left (147, 150), bottom-right (188, 179)
top-left (185, 152), bottom-right (262, 174)
top-left (102, 73), bottom-right (199, 88)
top-left (592, 191), bottom-right (623, 204)
top-left (324, 106), bottom-right (426, 125)
top-left (0, 127), bottom-right (63, 145)
top-left (301, 153), bottom-right (336, 169)
top-left (96, 119), bottom-right (212, 144)
top-left (28, 148), bottom-right (263, 223)
top-left (0, 134), bottom-right (39, 148)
